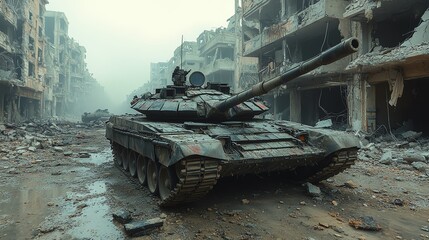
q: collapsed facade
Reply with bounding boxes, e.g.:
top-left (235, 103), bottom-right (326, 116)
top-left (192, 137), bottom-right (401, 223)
top-left (241, 0), bottom-right (429, 135)
top-left (0, 3), bottom-right (101, 123)
top-left (0, 0), bottom-right (48, 122)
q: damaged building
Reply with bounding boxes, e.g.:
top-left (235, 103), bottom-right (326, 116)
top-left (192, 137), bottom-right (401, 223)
top-left (44, 11), bottom-right (96, 117)
top-left (240, 0), bottom-right (429, 135)
top-left (345, 0), bottom-right (429, 135)
top-left (148, 11), bottom-right (258, 93)
top-left (0, 5), bottom-right (101, 123)
top-left (0, 0), bottom-right (48, 122)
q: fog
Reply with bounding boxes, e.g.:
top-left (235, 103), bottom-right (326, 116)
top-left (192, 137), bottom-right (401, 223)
top-left (46, 0), bottom-right (234, 114)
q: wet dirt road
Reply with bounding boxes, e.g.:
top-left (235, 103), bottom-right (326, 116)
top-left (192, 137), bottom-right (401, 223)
top-left (1, 127), bottom-right (429, 239)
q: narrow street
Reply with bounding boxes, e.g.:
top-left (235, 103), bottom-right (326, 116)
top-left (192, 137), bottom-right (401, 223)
top-left (0, 122), bottom-right (428, 239)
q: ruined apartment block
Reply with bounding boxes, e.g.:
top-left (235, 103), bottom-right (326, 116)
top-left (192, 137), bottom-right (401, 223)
top-left (241, 0), bottom-right (429, 136)
top-left (345, 0), bottom-right (429, 135)
top-left (0, 0), bottom-right (48, 122)
top-left (44, 11), bottom-right (70, 117)
top-left (44, 11), bottom-right (93, 117)
top-left (242, 0), bottom-right (352, 125)
top-left (197, 28), bottom-right (236, 88)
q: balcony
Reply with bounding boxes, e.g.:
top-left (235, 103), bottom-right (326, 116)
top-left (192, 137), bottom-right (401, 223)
top-left (203, 58), bottom-right (234, 76)
top-left (199, 32), bottom-right (235, 55)
top-left (243, 0), bottom-right (270, 18)
top-left (243, 0), bottom-right (348, 57)
top-left (0, 31), bottom-right (14, 52)
top-left (0, 0), bottom-right (17, 27)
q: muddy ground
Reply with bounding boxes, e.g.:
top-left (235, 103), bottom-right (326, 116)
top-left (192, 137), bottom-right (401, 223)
top-left (0, 125), bottom-right (429, 240)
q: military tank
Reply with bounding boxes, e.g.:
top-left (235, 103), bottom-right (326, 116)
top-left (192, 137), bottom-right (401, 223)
top-left (82, 109), bottom-right (112, 123)
top-left (106, 38), bottom-right (360, 206)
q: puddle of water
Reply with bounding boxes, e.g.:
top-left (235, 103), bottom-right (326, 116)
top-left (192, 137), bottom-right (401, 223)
top-left (67, 196), bottom-right (123, 239)
top-left (75, 148), bottom-right (112, 166)
top-left (0, 174), bottom-right (69, 240)
top-left (63, 180), bottom-right (123, 239)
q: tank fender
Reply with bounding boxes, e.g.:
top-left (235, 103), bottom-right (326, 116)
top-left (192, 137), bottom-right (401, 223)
top-left (305, 129), bottom-right (361, 156)
top-left (158, 134), bottom-right (228, 167)
top-left (276, 121), bottom-right (361, 156)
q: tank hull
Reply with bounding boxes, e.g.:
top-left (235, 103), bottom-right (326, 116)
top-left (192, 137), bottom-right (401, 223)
top-left (106, 114), bottom-right (359, 206)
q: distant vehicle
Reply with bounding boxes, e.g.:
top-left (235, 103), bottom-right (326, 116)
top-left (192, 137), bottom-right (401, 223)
top-left (81, 109), bottom-right (112, 123)
top-left (106, 38), bottom-right (361, 206)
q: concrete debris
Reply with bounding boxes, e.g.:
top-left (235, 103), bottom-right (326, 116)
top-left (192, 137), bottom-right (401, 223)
top-left (305, 182), bottom-right (322, 197)
top-left (347, 43), bottom-right (429, 70)
top-left (344, 180), bottom-right (358, 189)
top-left (392, 199), bottom-right (404, 207)
top-left (349, 216), bottom-right (382, 231)
top-left (112, 210), bottom-right (132, 224)
top-left (402, 8), bottom-right (429, 47)
top-left (401, 131), bottom-right (423, 141)
top-left (123, 217), bottom-right (164, 237)
top-left (411, 162), bottom-right (429, 172)
top-left (315, 119), bottom-right (333, 128)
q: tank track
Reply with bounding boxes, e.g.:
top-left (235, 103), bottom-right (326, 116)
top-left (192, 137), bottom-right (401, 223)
top-left (160, 158), bottom-right (221, 207)
top-left (111, 144), bottom-right (221, 206)
top-left (306, 148), bottom-right (358, 183)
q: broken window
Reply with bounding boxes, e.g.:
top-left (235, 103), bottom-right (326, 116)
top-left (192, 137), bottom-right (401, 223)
top-left (29, 36), bottom-right (34, 51)
top-left (29, 12), bottom-right (33, 21)
top-left (28, 62), bottom-right (35, 77)
top-left (38, 48), bottom-right (42, 64)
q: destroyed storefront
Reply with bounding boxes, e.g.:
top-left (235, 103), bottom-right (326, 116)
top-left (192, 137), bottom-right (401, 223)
top-left (0, 82), bottom-right (42, 122)
top-left (347, 0), bottom-right (429, 136)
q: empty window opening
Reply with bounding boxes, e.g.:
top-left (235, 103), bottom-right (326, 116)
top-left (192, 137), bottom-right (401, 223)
top-left (375, 78), bottom-right (429, 136)
top-left (373, 7), bottom-right (427, 48)
top-left (28, 62), bottom-right (35, 77)
top-left (300, 21), bottom-right (342, 61)
top-left (29, 36), bottom-right (34, 51)
top-left (301, 86), bottom-right (348, 128)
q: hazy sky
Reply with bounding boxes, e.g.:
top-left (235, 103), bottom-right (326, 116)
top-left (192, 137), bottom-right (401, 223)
top-left (46, 0), bottom-right (235, 102)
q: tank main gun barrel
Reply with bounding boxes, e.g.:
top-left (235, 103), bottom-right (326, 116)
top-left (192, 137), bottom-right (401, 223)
top-left (214, 37), bottom-right (360, 113)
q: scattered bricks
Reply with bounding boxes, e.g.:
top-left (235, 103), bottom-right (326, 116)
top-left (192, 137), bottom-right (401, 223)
top-left (124, 217), bottom-right (164, 237)
top-left (349, 216), bottom-right (382, 231)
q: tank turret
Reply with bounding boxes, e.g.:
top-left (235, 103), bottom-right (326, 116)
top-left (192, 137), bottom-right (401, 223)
top-left (131, 38), bottom-right (359, 122)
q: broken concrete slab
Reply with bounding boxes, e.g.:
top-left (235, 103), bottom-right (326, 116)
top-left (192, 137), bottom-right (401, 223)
top-left (112, 210), bottom-right (132, 224)
top-left (315, 119), bottom-right (333, 128)
top-left (305, 182), bottom-right (321, 197)
top-left (401, 131), bottom-right (423, 141)
top-left (124, 217), bottom-right (164, 237)
top-left (411, 162), bottom-right (429, 172)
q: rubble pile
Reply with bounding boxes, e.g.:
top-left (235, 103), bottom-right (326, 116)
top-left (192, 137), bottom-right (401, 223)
top-left (359, 133), bottom-right (429, 176)
top-left (0, 120), bottom-right (104, 165)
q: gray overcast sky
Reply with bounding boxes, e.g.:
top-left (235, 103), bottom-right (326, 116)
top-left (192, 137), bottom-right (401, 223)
top-left (46, 0), bottom-right (235, 102)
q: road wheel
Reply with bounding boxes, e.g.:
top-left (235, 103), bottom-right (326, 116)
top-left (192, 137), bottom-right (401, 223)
top-left (147, 159), bottom-right (159, 195)
top-left (136, 155), bottom-right (148, 185)
top-left (122, 149), bottom-right (129, 171)
top-left (129, 151), bottom-right (137, 177)
top-left (112, 143), bottom-right (123, 167)
top-left (159, 165), bottom-right (179, 201)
